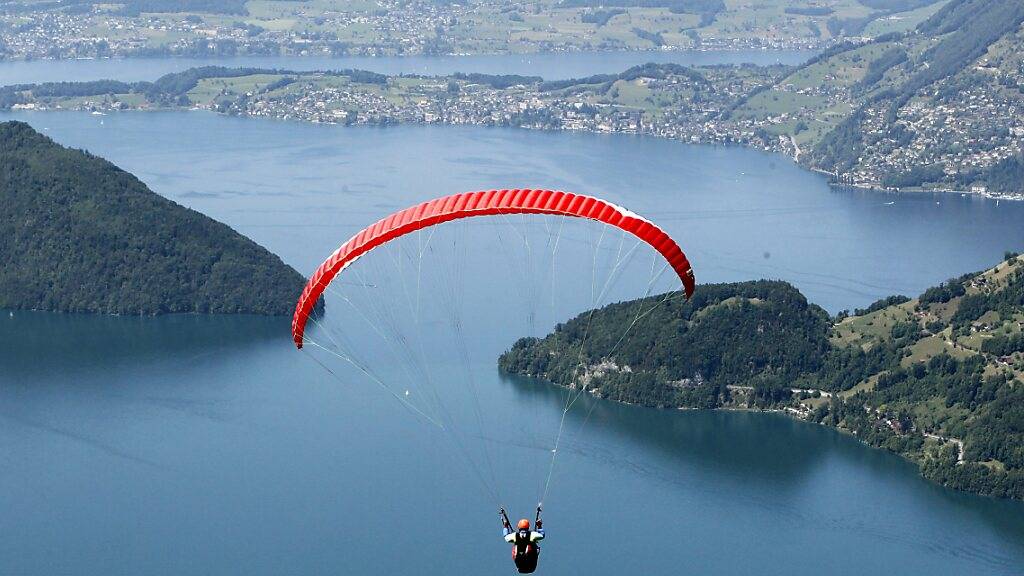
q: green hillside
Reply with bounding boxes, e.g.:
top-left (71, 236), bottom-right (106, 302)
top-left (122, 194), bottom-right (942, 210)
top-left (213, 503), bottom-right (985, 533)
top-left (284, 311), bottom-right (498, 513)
top-left (0, 0), bottom-right (945, 60)
top-left (0, 121), bottom-right (305, 316)
top-left (500, 255), bottom-right (1024, 499)
top-left (735, 0), bottom-right (1024, 193)
top-left (5, 0), bottom-right (1023, 196)
top-left (500, 280), bottom-right (832, 409)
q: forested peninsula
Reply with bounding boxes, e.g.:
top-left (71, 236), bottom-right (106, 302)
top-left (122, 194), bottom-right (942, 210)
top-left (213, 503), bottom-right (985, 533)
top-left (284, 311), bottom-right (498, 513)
top-left (500, 255), bottom-right (1024, 500)
top-left (0, 121), bottom-right (305, 316)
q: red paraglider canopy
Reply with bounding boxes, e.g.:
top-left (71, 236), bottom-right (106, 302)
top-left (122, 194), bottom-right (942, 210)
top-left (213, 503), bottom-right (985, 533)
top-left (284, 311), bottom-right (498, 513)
top-left (292, 188), bottom-right (695, 348)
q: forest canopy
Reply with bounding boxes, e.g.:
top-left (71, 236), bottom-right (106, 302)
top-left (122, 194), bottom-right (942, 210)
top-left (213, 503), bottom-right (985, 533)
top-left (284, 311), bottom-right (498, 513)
top-left (500, 257), bottom-right (1024, 500)
top-left (0, 121), bottom-right (307, 316)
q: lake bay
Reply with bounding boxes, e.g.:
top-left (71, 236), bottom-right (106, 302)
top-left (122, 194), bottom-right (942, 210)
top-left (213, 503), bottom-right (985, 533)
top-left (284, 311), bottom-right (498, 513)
top-left (1, 110), bottom-right (1024, 575)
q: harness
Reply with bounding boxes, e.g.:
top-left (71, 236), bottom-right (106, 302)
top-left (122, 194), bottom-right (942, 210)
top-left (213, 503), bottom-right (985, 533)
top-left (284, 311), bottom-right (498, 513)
top-left (500, 506), bottom-right (542, 574)
top-left (512, 529), bottom-right (536, 559)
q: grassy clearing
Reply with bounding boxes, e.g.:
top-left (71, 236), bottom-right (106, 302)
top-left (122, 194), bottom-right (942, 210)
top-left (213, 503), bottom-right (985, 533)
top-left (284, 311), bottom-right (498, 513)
top-left (979, 460), bottom-right (1007, 472)
top-left (691, 296), bottom-right (766, 322)
top-left (608, 79), bottom-right (655, 110)
top-left (862, 0), bottom-right (950, 36)
top-left (832, 303), bottom-right (915, 347)
top-left (739, 90), bottom-right (828, 117)
top-left (970, 257), bottom-right (1023, 294)
top-left (115, 93), bottom-right (149, 107)
top-left (188, 74), bottom-right (289, 103)
top-left (982, 357), bottom-right (1024, 382)
top-left (839, 374), bottom-right (881, 399)
top-left (707, 0), bottom-right (870, 42)
top-left (901, 334), bottom-right (975, 367)
top-left (911, 396), bottom-right (970, 435)
top-left (786, 41), bottom-right (899, 90)
top-left (925, 297), bottom-right (961, 323)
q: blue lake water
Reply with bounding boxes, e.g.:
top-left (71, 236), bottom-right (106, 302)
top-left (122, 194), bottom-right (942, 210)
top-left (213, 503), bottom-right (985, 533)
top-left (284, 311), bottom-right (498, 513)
top-left (0, 50), bottom-right (814, 86)
top-left (1, 110), bottom-right (1024, 576)
top-left (5, 111), bottom-right (1022, 312)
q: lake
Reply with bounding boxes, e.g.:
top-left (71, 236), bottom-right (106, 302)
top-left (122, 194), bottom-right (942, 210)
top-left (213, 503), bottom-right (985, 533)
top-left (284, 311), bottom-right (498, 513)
top-left (5, 111), bottom-right (1022, 312)
top-left (0, 50), bottom-right (814, 86)
top-left (1, 110), bottom-right (1024, 576)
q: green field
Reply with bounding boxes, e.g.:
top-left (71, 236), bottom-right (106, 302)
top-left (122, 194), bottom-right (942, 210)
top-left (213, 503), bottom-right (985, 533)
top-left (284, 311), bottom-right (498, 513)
top-left (4, 0), bottom-right (940, 60)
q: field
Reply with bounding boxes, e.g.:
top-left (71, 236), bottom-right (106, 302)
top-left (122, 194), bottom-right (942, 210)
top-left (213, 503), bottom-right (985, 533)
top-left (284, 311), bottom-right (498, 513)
top-left (3, 0), bottom-right (952, 60)
top-left (861, 0), bottom-right (950, 36)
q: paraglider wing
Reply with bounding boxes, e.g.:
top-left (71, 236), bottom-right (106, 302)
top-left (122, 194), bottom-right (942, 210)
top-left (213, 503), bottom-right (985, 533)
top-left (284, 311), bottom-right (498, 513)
top-left (292, 188), bottom-right (695, 349)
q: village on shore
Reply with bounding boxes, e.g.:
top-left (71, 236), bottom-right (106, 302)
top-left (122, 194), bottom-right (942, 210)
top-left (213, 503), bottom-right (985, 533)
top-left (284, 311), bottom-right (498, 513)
top-left (9, 59), bottom-right (1023, 200)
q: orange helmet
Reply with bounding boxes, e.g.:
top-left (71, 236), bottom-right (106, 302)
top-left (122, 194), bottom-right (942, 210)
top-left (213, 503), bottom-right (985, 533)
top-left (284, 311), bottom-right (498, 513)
top-left (517, 519), bottom-right (531, 530)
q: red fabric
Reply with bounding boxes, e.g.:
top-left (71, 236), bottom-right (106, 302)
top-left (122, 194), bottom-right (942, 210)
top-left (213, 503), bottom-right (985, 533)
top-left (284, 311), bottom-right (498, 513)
top-left (293, 189), bottom-right (695, 348)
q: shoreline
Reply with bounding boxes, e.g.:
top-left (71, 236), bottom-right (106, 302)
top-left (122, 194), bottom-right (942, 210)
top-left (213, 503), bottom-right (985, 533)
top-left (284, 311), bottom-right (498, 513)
top-left (542, 376), bottom-right (982, 497)
top-left (7, 103), bottom-right (1019, 203)
top-left (0, 46), bottom-right (824, 65)
top-left (0, 46), bottom-right (815, 63)
top-left (813, 169), bottom-right (1024, 202)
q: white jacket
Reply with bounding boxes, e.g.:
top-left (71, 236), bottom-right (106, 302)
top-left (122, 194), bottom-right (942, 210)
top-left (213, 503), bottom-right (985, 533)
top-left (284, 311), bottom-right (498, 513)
top-left (504, 528), bottom-right (545, 544)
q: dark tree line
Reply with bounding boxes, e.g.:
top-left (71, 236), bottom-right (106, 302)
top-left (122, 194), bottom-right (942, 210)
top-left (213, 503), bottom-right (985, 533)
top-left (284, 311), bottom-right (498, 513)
top-left (854, 294), bottom-right (910, 316)
top-left (857, 47), bottom-right (908, 90)
top-left (500, 280), bottom-right (833, 409)
top-left (581, 9), bottom-right (625, 26)
top-left (451, 73), bottom-right (542, 89)
top-left (540, 63), bottom-right (706, 92)
top-left (558, 0), bottom-right (723, 14)
top-left (1, 67), bottom-right (393, 110)
top-left (500, 257), bottom-right (1024, 500)
top-left (117, 0), bottom-right (248, 16)
top-left (0, 121), bottom-right (308, 316)
top-left (784, 7), bottom-right (832, 16)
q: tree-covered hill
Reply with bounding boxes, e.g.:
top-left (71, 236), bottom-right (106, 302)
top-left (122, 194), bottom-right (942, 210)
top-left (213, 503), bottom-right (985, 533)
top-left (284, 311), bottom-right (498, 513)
top-left (500, 280), bottom-right (833, 409)
top-left (500, 255), bottom-right (1024, 500)
top-left (0, 121), bottom-right (305, 316)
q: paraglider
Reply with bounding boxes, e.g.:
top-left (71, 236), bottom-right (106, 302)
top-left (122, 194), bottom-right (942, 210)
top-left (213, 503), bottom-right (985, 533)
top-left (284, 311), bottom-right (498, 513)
top-left (501, 506), bottom-right (545, 574)
top-left (291, 188), bottom-right (695, 347)
top-left (292, 188), bottom-right (695, 572)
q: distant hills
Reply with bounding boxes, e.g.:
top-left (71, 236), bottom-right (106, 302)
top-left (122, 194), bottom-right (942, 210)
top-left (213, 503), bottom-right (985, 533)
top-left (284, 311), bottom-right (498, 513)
top-left (733, 0), bottom-right (1024, 194)
top-left (5, 0), bottom-right (1023, 197)
top-left (0, 0), bottom-right (929, 60)
top-left (0, 121), bottom-right (305, 316)
top-left (500, 256), bottom-right (1024, 500)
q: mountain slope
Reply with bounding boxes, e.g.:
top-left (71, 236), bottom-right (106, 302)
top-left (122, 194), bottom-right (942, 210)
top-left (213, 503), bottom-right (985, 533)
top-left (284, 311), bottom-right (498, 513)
top-left (500, 280), bottom-right (833, 409)
top-left (735, 0), bottom-right (1024, 193)
top-left (500, 255), bottom-right (1024, 499)
top-left (0, 121), bottom-right (305, 315)
top-left (4, 0), bottom-right (1023, 196)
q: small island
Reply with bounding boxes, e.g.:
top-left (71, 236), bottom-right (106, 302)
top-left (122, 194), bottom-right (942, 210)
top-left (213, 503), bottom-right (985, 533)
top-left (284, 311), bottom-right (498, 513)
top-left (0, 121), bottom-right (306, 316)
top-left (500, 255), bottom-right (1024, 500)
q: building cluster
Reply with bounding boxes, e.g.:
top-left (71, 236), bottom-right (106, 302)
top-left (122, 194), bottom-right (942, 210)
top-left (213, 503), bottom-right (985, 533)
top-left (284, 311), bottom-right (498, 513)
top-left (728, 40), bottom-right (1024, 198)
top-left (0, 1), bottom-right (831, 60)
top-left (241, 83), bottom-right (405, 125)
top-left (851, 80), bottom-right (1024, 195)
top-left (0, 12), bottom-right (96, 59)
top-left (221, 61), bottom-right (1024, 198)
top-left (203, 67), bottom-right (780, 152)
top-left (7, 51), bottom-right (1023, 198)
top-left (0, 1), bottom-right (471, 59)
